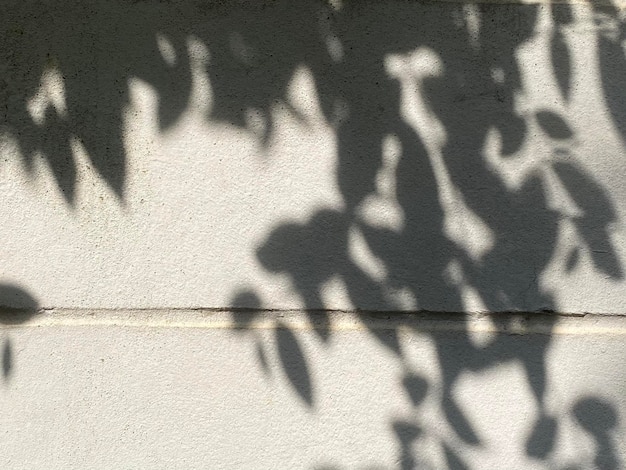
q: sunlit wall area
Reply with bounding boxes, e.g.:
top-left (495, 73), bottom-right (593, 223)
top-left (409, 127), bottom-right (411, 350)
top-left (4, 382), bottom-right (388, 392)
top-left (0, 0), bottom-right (624, 313)
top-left (0, 312), bottom-right (625, 469)
top-left (0, 0), bottom-right (625, 468)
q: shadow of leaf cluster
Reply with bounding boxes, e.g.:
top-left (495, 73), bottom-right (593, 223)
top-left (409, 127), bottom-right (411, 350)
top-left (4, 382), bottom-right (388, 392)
top-left (224, 1), bottom-right (625, 468)
top-left (0, 284), bottom-right (38, 380)
top-left (0, 0), bottom-right (624, 467)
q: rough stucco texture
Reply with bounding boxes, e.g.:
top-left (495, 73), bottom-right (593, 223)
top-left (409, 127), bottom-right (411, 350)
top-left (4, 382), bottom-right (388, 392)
top-left (0, 315), bottom-right (624, 469)
top-left (0, 1), bottom-right (625, 468)
top-left (0, 0), bottom-right (625, 313)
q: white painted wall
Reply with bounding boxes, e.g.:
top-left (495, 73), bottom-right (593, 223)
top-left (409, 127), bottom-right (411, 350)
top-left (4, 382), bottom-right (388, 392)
top-left (0, 1), bottom-right (625, 468)
top-left (0, 0), bottom-right (625, 313)
top-left (1, 312), bottom-right (625, 469)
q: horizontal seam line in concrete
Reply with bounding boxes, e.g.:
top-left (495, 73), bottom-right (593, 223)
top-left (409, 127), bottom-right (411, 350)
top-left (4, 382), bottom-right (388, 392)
top-left (407, 0), bottom-right (625, 7)
top-left (1, 308), bottom-right (626, 335)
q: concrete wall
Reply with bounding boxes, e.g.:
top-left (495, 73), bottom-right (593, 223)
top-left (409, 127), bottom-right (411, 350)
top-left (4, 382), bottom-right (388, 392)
top-left (1, 0), bottom-right (625, 313)
top-left (0, 0), bottom-right (625, 468)
top-left (1, 311), bottom-right (625, 469)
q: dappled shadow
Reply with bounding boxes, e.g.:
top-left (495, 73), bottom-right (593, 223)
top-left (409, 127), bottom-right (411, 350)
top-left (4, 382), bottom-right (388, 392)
top-left (227, 1), bottom-right (625, 467)
top-left (0, 0), bottom-right (624, 467)
top-left (0, 284), bottom-right (38, 380)
top-left (0, 284), bottom-right (38, 313)
top-left (574, 397), bottom-right (623, 470)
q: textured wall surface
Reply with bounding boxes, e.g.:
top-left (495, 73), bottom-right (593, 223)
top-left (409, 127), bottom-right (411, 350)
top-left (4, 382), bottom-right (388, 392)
top-left (1, 311), bottom-right (625, 469)
top-left (0, 0), bottom-right (625, 313)
top-left (0, 0), bottom-right (625, 468)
